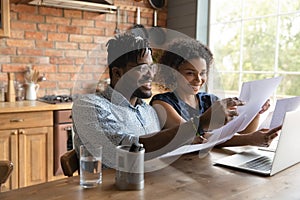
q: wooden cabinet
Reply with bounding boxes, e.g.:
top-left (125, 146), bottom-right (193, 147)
top-left (0, 111), bottom-right (53, 191)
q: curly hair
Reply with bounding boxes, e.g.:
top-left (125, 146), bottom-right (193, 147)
top-left (106, 33), bottom-right (151, 78)
top-left (156, 38), bottom-right (214, 90)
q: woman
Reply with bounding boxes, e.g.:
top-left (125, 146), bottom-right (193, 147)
top-left (150, 38), bottom-right (276, 147)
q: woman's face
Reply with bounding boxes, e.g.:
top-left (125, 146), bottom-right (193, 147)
top-left (176, 57), bottom-right (208, 95)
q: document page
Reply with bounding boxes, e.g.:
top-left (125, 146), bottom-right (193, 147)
top-left (160, 77), bottom-right (283, 158)
top-left (260, 96), bottom-right (300, 129)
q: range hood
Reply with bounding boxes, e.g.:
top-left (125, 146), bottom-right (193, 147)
top-left (29, 0), bottom-right (117, 13)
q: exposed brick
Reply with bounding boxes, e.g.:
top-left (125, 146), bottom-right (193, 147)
top-left (6, 39), bottom-right (35, 48)
top-left (38, 24), bottom-right (57, 32)
top-left (11, 21), bottom-right (37, 31)
top-left (64, 10), bottom-right (82, 19)
top-left (71, 19), bottom-right (94, 27)
top-left (40, 81), bottom-right (57, 89)
top-left (25, 31), bottom-right (47, 40)
top-left (10, 12), bottom-right (17, 21)
top-left (36, 41), bottom-right (54, 49)
top-left (48, 33), bottom-right (68, 42)
top-left (58, 65), bottom-right (81, 73)
top-left (39, 7), bottom-right (63, 17)
top-left (82, 27), bottom-right (105, 36)
top-left (50, 57), bottom-right (74, 65)
top-left (17, 49), bottom-right (44, 56)
top-left (48, 73), bottom-right (71, 81)
top-left (2, 64), bottom-right (27, 72)
top-left (93, 36), bottom-right (110, 44)
top-left (79, 43), bottom-right (98, 51)
top-left (11, 4), bottom-right (37, 14)
top-left (11, 56), bottom-right (40, 64)
top-left (45, 49), bottom-right (64, 57)
top-left (56, 42), bottom-right (78, 50)
top-left (58, 81), bottom-right (76, 89)
top-left (82, 65), bottom-right (107, 73)
top-left (65, 50), bottom-right (88, 58)
top-left (0, 48), bottom-right (17, 55)
top-left (58, 25), bottom-right (81, 34)
top-left (75, 73), bottom-right (94, 80)
top-left (69, 34), bottom-right (93, 43)
top-left (83, 12), bottom-right (105, 20)
top-left (0, 2), bottom-right (167, 94)
top-left (10, 30), bottom-right (24, 39)
top-left (95, 21), bottom-right (111, 28)
top-left (0, 56), bottom-right (10, 63)
top-left (46, 16), bottom-right (70, 25)
top-left (33, 65), bottom-right (57, 73)
top-left (18, 13), bottom-right (45, 23)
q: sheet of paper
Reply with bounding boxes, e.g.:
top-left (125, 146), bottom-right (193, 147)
top-left (159, 76), bottom-right (283, 158)
top-left (268, 96), bottom-right (300, 129)
top-left (236, 76), bottom-right (283, 132)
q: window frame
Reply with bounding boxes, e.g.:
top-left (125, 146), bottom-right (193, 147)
top-left (0, 0), bottom-right (10, 38)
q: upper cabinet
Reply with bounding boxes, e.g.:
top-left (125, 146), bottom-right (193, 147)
top-left (0, 0), bottom-right (10, 38)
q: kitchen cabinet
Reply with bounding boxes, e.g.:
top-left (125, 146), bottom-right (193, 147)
top-left (0, 111), bottom-right (53, 191)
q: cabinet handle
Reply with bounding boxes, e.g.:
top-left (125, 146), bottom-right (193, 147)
top-left (11, 130), bottom-right (18, 135)
top-left (19, 130), bottom-right (25, 134)
top-left (10, 119), bottom-right (24, 123)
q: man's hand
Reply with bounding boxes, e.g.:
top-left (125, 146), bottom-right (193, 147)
top-left (200, 97), bottom-right (245, 130)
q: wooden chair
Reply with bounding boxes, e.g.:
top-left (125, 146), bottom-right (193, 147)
top-left (60, 149), bottom-right (79, 177)
top-left (0, 160), bottom-right (13, 192)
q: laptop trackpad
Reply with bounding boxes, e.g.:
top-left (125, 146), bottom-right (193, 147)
top-left (216, 151), bottom-right (264, 165)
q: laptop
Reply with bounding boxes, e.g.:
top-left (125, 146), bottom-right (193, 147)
top-left (214, 109), bottom-right (300, 176)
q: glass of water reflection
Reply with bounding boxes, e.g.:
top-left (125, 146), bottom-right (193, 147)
top-left (80, 145), bottom-right (102, 188)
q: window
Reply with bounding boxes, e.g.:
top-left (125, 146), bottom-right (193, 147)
top-left (208, 0), bottom-right (300, 99)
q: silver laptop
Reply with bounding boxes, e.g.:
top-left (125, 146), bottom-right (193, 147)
top-left (214, 109), bottom-right (300, 176)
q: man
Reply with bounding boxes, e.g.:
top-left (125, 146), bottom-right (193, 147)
top-left (72, 33), bottom-right (278, 168)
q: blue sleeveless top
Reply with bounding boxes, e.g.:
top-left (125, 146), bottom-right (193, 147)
top-left (150, 92), bottom-right (219, 121)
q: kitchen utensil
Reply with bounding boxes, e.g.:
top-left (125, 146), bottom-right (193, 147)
top-left (131, 7), bottom-right (148, 39)
top-left (115, 7), bottom-right (120, 34)
top-left (148, 0), bottom-right (166, 10)
top-left (148, 9), bottom-right (166, 45)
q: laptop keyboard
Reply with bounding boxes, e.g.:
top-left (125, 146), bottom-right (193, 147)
top-left (240, 156), bottom-right (272, 171)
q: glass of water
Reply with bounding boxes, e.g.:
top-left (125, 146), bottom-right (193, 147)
top-left (80, 145), bottom-right (102, 188)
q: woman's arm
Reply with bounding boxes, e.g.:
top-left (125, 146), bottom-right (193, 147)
top-left (151, 100), bottom-right (186, 129)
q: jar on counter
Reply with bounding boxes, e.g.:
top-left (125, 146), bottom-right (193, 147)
top-left (15, 83), bottom-right (25, 101)
top-left (0, 86), bottom-right (5, 102)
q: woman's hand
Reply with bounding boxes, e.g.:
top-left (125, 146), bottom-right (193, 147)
top-left (248, 125), bottom-right (281, 147)
top-left (191, 135), bottom-right (208, 144)
top-left (259, 99), bottom-right (271, 114)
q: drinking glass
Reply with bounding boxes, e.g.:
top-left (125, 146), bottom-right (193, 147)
top-left (80, 145), bottom-right (102, 188)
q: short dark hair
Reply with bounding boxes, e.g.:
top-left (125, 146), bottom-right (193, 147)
top-left (106, 33), bottom-right (151, 78)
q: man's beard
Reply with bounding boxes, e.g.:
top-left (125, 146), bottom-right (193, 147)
top-left (133, 87), bottom-right (152, 99)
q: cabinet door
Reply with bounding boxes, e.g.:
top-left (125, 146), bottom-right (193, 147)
top-left (0, 129), bottom-right (18, 191)
top-left (18, 126), bottom-right (52, 188)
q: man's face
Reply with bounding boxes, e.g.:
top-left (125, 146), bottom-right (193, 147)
top-left (114, 49), bottom-right (156, 99)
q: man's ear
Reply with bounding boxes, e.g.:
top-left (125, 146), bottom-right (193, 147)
top-left (111, 67), bottom-right (122, 78)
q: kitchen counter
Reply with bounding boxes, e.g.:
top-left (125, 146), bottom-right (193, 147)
top-left (0, 101), bottom-right (73, 113)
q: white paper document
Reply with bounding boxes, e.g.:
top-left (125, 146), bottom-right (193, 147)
top-left (259, 96), bottom-right (300, 129)
top-left (160, 77), bottom-right (283, 158)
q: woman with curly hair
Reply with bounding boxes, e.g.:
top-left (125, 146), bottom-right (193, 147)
top-left (150, 38), bottom-right (277, 147)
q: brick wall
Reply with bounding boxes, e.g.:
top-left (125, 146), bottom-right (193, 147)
top-left (0, 0), bottom-right (167, 97)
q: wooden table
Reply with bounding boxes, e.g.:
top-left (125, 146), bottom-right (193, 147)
top-left (1, 148), bottom-right (300, 200)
